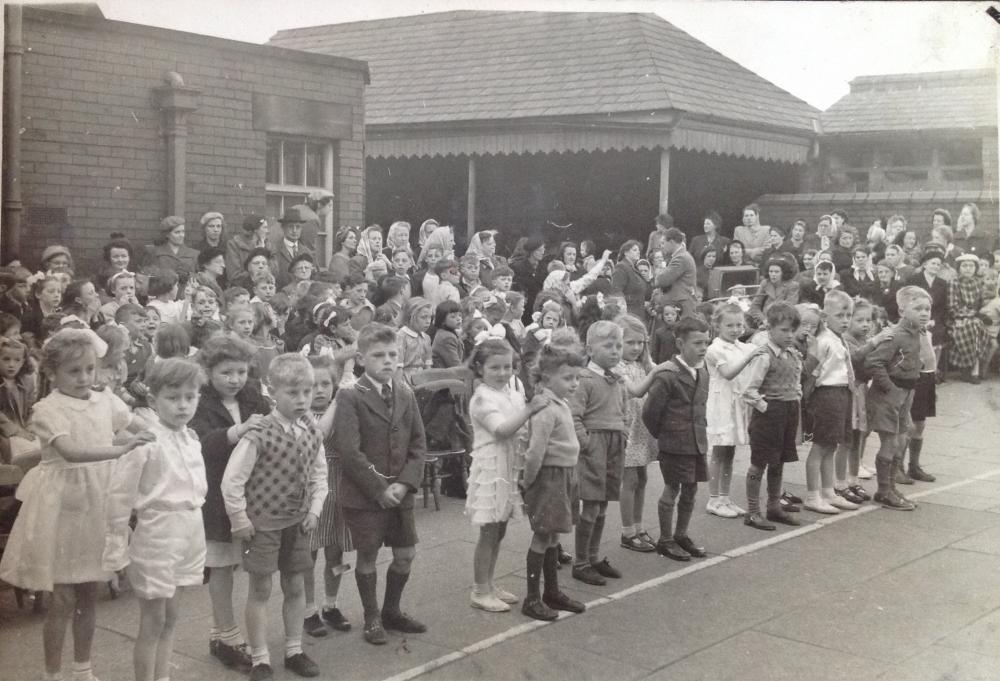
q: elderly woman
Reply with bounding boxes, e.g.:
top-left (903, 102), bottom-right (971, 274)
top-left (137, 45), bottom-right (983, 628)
top-left (145, 215), bottom-right (199, 285)
top-left (40, 244), bottom-right (75, 275)
top-left (328, 226), bottom-right (359, 281)
top-left (610, 239), bottom-right (650, 319)
top-left (228, 246), bottom-right (272, 292)
top-left (225, 213), bottom-right (268, 278)
top-left (948, 253), bottom-right (990, 383)
top-left (465, 230), bottom-right (505, 289)
top-left (383, 221), bottom-right (413, 260)
top-left (194, 211), bottom-right (226, 252)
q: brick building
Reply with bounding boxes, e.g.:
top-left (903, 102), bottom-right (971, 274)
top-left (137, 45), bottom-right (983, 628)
top-left (758, 69), bottom-right (997, 239)
top-left (4, 4), bottom-right (368, 274)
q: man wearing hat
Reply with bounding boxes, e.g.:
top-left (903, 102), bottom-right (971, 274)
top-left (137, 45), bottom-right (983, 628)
top-left (290, 189), bottom-right (334, 252)
top-left (271, 206), bottom-right (315, 288)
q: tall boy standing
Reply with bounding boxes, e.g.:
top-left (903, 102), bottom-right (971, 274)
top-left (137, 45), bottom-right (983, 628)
top-left (222, 354), bottom-right (328, 680)
top-left (642, 317), bottom-right (712, 560)
top-left (570, 321), bottom-right (627, 586)
top-left (741, 302), bottom-right (804, 531)
top-left (331, 324), bottom-right (428, 645)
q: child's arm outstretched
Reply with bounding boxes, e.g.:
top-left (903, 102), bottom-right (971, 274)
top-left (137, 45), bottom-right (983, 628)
top-left (50, 430), bottom-right (153, 463)
top-left (714, 344), bottom-right (768, 381)
top-left (624, 360), bottom-right (676, 398)
top-left (478, 392), bottom-right (549, 439)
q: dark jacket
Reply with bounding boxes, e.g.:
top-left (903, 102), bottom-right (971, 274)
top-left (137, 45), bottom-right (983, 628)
top-left (610, 261), bottom-right (650, 320)
top-left (330, 374), bottom-right (426, 510)
top-left (189, 383), bottom-right (271, 542)
top-left (642, 359), bottom-right (708, 456)
top-left (838, 268), bottom-right (878, 301)
top-left (144, 243), bottom-right (199, 282)
top-left (271, 239), bottom-right (314, 289)
top-left (431, 327), bottom-right (464, 368)
top-left (907, 271), bottom-right (949, 345)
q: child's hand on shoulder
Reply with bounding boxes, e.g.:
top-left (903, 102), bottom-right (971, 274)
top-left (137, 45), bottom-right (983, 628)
top-left (301, 512), bottom-right (319, 534)
top-left (123, 430), bottom-right (156, 452)
top-left (652, 360), bottom-right (674, 374)
top-left (238, 414), bottom-right (266, 440)
top-left (872, 328), bottom-right (895, 345)
top-left (749, 344), bottom-right (769, 358)
top-left (527, 394), bottom-right (549, 413)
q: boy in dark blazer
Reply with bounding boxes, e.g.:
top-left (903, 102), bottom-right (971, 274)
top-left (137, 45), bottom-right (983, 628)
top-left (642, 316), bottom-right (711, 562)
top-left (331, 323), bottom-right (428, 645)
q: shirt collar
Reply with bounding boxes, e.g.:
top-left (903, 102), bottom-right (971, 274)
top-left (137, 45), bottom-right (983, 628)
top-left (401, 326), bottom-right (419, 338)
top-left (272, 409), bottom-right (308, 432)
top-left (674, 355), bottom-right (704, 374)
top-left (284, 238), bottom-right (299, 251)
top-left (366, 374), bottom-right (391, 394)
top-left (766, 338), bottom-right (788, 356)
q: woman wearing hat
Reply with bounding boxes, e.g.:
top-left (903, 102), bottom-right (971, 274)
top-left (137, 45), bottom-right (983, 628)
top-left (947, 253), bottom-right (990, 383)
top-left (907, 247), bottom-right (950, 374)
top-left (39, 245), bottom-right (74, 275)
top-left (194, 211), bottom-right (226, 252)
top-left (510, 236), bottom-right (547, 313)
top-left (144, 216), bottom-right (199, 285)
top-left (225, 214), bottom-right (269, 277)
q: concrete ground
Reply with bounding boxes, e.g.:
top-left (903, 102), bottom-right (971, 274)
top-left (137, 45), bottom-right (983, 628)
top-left (2, 380), bottom-right (999, 681)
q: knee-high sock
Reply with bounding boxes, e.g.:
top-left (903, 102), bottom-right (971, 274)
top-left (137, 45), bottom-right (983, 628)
top-left (381, 568), bottom-right (409, 616)
top-left (658, 484), bottom-right (679, 539)
top-left (746, 464), bottom-right (763, 515)
top-left (355, 571), bottom-right (379, 621)
top-left (766, 464), bottom-right (783, 513)
top-left (526, 550), bottom-right (544, 599)
top-left (908, 438), bottom-right (924, 471)
top-left (542, 547), bottom-right (560, 597)
top-left (675, 483), bottom-right (697, 538)
top-left (574, 517), bottom-right (594, 566)
top-left (587, 514), bottom-right (606, 564)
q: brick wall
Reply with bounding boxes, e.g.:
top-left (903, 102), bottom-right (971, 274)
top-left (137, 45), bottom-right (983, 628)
top-left (15, 8), bottom-right (366, 275)
top-left (755, 190), bottom-right (998, 244)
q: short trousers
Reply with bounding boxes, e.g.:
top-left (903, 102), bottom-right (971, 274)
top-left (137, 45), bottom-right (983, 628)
top-left (808, 386), bottom-right (852, 446)
top-left (910, 373), bottom-right (937, 422)
top-left (204, 539), bottom-right (243, 569)
top-left (866, 382), bottom-right (914, 435)
top-left (127, 508), bottom-right (206, 600)
top-left (657, 452), bottom-right (708, 486)
top-left (342, 506), bottom-right (418, 552)
top-left (242, 524), bottom-right (314, 575)
top-left (523, 465), bottom-right (578, 535)
top-left (577, 430), bottom-right (625, 502)
top-left (749, 399), bottom-right (800, 467)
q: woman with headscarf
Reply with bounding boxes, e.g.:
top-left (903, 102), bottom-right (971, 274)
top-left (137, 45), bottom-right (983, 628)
top-left (416, 225), bottom-right (456, 269)
top-left (417, 218), bottom-right (440, 250)
top-left (145, 216), bottom-right (199, 286)
top-left (383, 221), bottom-right (413, 260)
top-left (350, 225), bottom-right (392, 281)
top-left (610, 239), bottom-right (650, 319)
top-left (328, 226), bottom-right (359, 281)
top-left (464, 230), bottom-right (506, 289)
top-left (194, 211), bottom-right (226, 252)
top-left (509, 236), bottom-right (547, 313)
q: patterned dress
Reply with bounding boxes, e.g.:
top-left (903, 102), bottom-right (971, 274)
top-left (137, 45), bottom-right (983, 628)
top-left (618, 360), bottom-right (656, 467)
top-left (947, 275), bottom-right (987, 369)
top-left (465, 383), bottom-right (526, 525)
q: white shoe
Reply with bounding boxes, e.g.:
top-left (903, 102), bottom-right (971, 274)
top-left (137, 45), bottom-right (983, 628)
top-left (721, 496), bottom-right (746, 516)
top-left (803, 496), bottom-right (840, 514)
top-left (492, 585), bottom-right (520, 604)
top-left (707, 498), bottom-right (738, 518)
top-left (858, 464), bottom-right (874, 480)
top-left (825, 493), bottom-right (859, 511)
top-left (471, 591), bottom-right (510, 612)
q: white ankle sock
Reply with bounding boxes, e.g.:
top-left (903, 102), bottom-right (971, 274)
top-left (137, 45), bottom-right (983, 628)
top-left (323, 596), bottom-right (339, 610)
top-left (304, 601), bottom-right (317, 617)
top-left (219, 626), bottom-right (243, 646)
top-left (251, 647), bottom-right (270, 666)
top-left (284, 637), bottom-right (302, 657)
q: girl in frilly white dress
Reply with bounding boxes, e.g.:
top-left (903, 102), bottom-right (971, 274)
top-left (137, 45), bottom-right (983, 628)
top-left (464, 338), bottom-right (547, 613)
top-left (0, 329), bottom-right (154, 681)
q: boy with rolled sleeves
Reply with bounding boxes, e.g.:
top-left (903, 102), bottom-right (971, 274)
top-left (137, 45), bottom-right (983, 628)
top-left (642, 316), bottom-right (712, 560)
top-left (569, 320), bottom-right (627, 586)
top-left (741, 302), bottom-right (804, 531)
top-left (864, 285), bottom-right (929, 511)
top-left (331, 323), bottom-right (428, 644)
top-left (221, 353), bottom-right (328, 680)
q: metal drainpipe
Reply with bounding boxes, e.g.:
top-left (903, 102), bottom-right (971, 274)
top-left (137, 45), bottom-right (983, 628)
top-left (2, 4), bottom-right (24, 259)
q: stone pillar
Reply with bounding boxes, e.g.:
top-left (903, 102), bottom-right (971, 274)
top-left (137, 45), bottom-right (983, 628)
top-left (659, 147), bottom-right (670, 214)
top-left (2, 5), bottom-right (24, 256)
top-left (152, 73), bottom-right (201, 218)
top-left (467, 155), bottom-right (477, 241)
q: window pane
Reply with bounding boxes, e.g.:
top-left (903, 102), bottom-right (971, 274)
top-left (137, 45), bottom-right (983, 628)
top-left (283, 141), bottom-right (305, 187)
top-left (265, 194), bottom-right (283, 221)
top-left (306, 144), bottom-right (325, 187)
top-left (939, 140), bottom-right (981, 166)
top-left (266, 139), bottom-right (282, 184)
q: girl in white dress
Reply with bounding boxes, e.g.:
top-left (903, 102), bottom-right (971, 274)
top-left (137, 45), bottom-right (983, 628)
top-left (0, 329), bottom-right (154, 681)
top-left (465, 338), bottom-right (548, 612)
top-left (704, 303), bottom-right (766, 519)
top-left (102, 358), bottom-right (208, 681)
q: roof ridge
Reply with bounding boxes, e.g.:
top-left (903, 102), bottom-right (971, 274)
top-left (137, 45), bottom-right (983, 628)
top-left (631, 14), bottom-right (675, 111)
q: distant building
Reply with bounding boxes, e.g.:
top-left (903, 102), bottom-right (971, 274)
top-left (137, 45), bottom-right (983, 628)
top-left (759, 68), bottom-right (997, 239)
top-left (270, 10), bottom-right (819, 249)
top-left (4, 4), bottom-right (368, 272)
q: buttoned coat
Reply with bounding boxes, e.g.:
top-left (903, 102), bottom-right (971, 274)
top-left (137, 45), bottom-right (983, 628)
top-left (642, 359), bottom-right (708, 456)
top-left (331, 375), bottom-right (427, 510)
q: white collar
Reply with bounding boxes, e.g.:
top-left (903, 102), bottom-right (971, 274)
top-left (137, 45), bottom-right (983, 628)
top-left (674, 355), bottom-right (704, 374)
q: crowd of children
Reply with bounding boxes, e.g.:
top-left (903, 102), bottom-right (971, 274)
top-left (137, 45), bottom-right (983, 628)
top-left (0, 203), bottom-right (994, 681)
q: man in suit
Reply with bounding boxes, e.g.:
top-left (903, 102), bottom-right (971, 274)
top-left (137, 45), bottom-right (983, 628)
top-left (655, 228), bottom-right (698, 318)
top-left (331, 324), bottom-right (428, 646)
top-left (271, 206), bottom-right (315, 289)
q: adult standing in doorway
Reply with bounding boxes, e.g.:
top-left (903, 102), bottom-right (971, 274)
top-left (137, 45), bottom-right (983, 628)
top-left (654, 228), bottom-right (697, 318)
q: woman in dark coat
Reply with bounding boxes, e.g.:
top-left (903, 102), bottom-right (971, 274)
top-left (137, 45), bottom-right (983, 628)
top-left (509, 236), bottom-right (547, 313)
top-left (907, 248), bottom-right (950, 371)
top-left (610, 239), bottom-right (650, 320)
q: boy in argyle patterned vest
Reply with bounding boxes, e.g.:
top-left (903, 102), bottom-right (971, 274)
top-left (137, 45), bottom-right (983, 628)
top-left (222, 353), bottom-right (328, 680)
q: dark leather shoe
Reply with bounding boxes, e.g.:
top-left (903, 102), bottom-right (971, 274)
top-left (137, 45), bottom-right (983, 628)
top-left (909, 466), bottom-right (936, 483)
top-left (284, 652), bottom-right (319, 678)
top-left (571, 564), bottom-right (607, 585)
top-left (848, 484), bottom-right (872, 502)
top-left (382, 610), bottom-right (427, 634)
top-left (321, 607), bottom-right (352, 632)
top-left (521, 595), bottom-right (558, 621)
top-left (212, 640), bottom-right (252, 670)
top-left (874, 490), bottom-right (915, 510)
top-left (590, 557), bottom-right (621, 578)
top-left (782, 491), bottom-right (804, 505)
top-left (656, 539), bottom-right (691, 561)
top-left (835, 487), bottom-right (865, 505)
top-left (673, 535), bottom-right (707, 558)
top-left (766, 509), bottom-right (801, 526)
top-left (543, 590), bottom-right (585, 613)
top-left (363, 616), bottom-right (388, 645)
top-left (744, 514), bottom-right (775, 531)
top-left (557, 545), bottom-right (573, 564)
top-left (249, 663), bottom-right (274, 681)
top-left (303, 613), bottom-right (328, 638)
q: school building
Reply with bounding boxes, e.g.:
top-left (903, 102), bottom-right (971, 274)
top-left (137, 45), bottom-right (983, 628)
top-left (1, 3), bottom-right (368, 274)
top-left (269, 10), bottom-right (820, 251)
